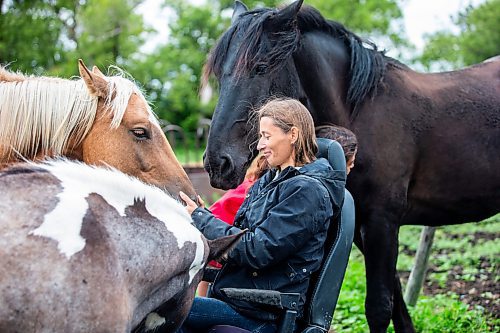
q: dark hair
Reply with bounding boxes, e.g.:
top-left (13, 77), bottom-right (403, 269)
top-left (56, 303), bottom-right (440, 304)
top-left (316, 125), bottom-right (358, 161)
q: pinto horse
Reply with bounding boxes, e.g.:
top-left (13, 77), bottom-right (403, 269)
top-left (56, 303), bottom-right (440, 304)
top-left (0, 159), bottom-right (242, 333)
top-left (0, 60), bottom-right (196, 200)
top-left (201, 1), bottom-right (500, 332)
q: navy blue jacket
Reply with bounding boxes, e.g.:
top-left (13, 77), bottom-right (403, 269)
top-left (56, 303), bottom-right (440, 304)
top-left (192, 158), bottom-right (345, 321)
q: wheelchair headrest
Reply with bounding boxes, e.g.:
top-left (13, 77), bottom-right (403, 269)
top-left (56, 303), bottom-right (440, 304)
top-left (316, 138), bottom-right (347, 173)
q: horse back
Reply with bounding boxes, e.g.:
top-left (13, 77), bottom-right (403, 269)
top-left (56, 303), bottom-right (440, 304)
top-left (0, 162), bottom-right (205, 333)
top-left (350, 59), bottom-right (500, 226)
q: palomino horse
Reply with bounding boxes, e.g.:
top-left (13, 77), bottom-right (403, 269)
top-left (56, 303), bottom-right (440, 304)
top-left (0, 60), bottom-right (196, 200)
top-left (0, 159), bottom-right (242, 333)
top-left (201, 1), bottom-right (500, 332)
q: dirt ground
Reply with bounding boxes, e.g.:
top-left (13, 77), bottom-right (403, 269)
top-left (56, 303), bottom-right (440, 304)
top-left (400, 231), bottom-right (499, 320)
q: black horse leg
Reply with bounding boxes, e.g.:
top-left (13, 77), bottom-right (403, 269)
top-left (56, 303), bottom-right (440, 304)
top-left (361, 219), bottom-right (399, 333)
top-left (392, 273), bottom-right (416, 333)
top-left (354, 224), bottom-right (415, 332)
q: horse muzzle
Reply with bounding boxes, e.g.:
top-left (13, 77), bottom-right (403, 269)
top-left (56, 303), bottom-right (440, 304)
top-left (204, 153), bottom-right (244, 190)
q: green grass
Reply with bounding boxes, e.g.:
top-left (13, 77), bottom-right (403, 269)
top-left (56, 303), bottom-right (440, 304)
top-left (174, 147), bottom-right (205, 166)
top-left (411, 295), bottom-right (494, 333)
top-left (331, 216), bottom-right (500, 333)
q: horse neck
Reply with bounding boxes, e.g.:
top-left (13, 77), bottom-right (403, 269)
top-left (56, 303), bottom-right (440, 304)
top-left (293, 32), bottom-right (352, 127)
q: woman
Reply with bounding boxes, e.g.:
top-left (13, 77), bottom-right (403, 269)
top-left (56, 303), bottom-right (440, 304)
top-left (179, 98), bottom-right (345, 333)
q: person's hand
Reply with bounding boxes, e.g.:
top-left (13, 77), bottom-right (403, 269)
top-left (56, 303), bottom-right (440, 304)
top-left (179, 191), bottom-right (204, 215)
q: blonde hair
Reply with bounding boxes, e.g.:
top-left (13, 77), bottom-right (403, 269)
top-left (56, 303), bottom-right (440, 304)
top-left (257, 98), bottom-right (317, 166)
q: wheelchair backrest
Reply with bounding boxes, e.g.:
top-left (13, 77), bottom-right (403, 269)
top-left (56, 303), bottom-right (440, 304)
top-left (302, 138), bottom-right (355, 330)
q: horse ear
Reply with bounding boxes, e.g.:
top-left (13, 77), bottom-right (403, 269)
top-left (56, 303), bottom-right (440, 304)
top-left (206, 230), bottom-right (246, 262)
top-left (274, 0), bottom-right (303, 25)
top-left (231, 0), bottom-right (248, 24)
top-left (91, 65), bottom-right (106, 79)
top-left (78, 59), bottom-right (109, 98)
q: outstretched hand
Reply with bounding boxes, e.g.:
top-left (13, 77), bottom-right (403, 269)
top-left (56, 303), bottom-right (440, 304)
top-left (179, 191), bottom-right (204, 215)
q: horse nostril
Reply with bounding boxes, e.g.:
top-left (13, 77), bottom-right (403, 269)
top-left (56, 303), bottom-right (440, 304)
top-left (219, 154), bottom-right (235, 178)
top-left (203, 151), bottom-right (211, 174)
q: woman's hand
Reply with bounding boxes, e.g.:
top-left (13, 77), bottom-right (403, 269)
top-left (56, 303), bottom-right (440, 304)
top-left (179, 191), bottom-right (204, 215)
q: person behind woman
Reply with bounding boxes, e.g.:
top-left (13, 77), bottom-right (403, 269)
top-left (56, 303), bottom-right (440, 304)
top-left (316, 124), bottom-right (358, 175)
top-left (179, 98), bottom-right (345, 333)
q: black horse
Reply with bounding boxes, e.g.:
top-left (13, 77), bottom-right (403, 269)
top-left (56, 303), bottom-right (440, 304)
top-left (201, 1), bottom-right (500, 332)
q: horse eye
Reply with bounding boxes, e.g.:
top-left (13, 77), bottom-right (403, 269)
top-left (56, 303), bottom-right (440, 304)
top-left (131, 128), bottom-right (150, 140)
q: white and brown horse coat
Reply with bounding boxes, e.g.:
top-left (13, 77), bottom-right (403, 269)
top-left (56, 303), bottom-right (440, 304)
top-left (0, 160), bottom-right (212, 333)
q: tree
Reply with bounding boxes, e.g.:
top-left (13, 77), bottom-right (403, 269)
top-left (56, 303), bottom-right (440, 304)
top-left (0, 0), bottom-right (149, 77)
top-left (0, 1), bottom-right (68, 73)
top-left (306, 0), bottom-right (406, 48)
top-left (75, 0), bottom-right (147, 69)
top-left (419, 0), bottom-right (500, 70)
top-left (129, 2), bottom-right (227, 133)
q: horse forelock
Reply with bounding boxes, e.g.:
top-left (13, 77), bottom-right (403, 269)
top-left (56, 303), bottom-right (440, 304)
top-left (203, 7), bottom-right (299, 85)
top-left (0, 68), bottom-right (157, 162)
top-left (203, 5), bottom-right (389, 119)
top-left (105, 72), bottom-right (157, 129)
top-left (30, 159), bottom-right (204, 277)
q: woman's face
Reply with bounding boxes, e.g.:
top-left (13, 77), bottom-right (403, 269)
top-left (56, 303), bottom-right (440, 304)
top-left (257, 117), bottom-right (296, 170)
top-left (346, 151), bottom-right (357, 175)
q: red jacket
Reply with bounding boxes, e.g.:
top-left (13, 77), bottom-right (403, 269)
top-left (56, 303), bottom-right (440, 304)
top-left (209, 179), bottom-right (255, 224)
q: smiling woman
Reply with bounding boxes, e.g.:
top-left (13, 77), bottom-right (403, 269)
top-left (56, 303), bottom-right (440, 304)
top-left (178, 98), bottom-right (346, 333)
top-left (256, 99), bottom-right (317, 170)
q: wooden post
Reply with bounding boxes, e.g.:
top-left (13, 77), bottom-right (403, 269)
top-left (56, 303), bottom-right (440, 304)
top-left (404, 226), bottom-right (436, 306)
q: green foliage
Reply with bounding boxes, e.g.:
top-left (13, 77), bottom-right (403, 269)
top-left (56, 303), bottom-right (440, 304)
top-left (76, 0), bottom-right (147, 69)
top-left (0, 1), bottom-right (68, 73)
top-left (419, 0), bottom-right (500, 70)
top-left (134, 1), bottom-right (226, 130)
top-left (0, 0), bottom-right (148, 77)
top-left (411, 294), bottom-right (493, 333)
top-left (306, 0), bottom-right (406, 47)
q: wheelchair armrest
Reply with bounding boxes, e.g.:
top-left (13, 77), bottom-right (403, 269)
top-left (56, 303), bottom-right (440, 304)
top-left (203, 267), bottom-right (220, 283)
top-left (220, 288), bottom-right (300, 310)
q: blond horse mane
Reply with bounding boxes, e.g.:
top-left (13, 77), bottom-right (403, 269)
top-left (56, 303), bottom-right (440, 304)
top-left (0, 66), bottom-right (155, 162)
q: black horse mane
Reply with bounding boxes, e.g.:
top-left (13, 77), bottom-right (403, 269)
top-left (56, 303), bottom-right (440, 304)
top-left (203, 5), bottom-right (396, 117)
